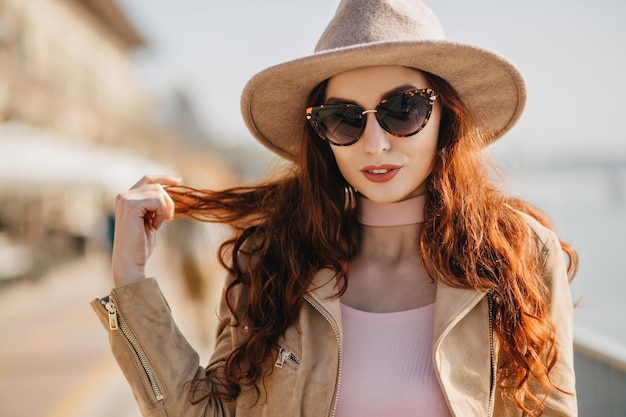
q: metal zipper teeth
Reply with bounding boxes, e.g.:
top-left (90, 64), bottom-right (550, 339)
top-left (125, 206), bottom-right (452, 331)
top-left (284, 351), bottom-right (299, 365)
top-left (286, 351), bottom-right (299, 364)
top-left (101, 298), bottom-right (164, 401)
top-left (487, 293), bottom-right (495, 417)
top-left (275, 346), bottom-right (300, 368)
top-left (304, 294), bottom-right (342, 417)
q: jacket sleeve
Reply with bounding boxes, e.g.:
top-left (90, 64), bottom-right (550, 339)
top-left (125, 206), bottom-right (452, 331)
top-left (91, 277), bottom-right (236, 417)
top-left (537, 228), bottom-right (578, 416)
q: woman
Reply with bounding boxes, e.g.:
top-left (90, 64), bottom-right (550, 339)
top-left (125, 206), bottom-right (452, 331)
top-left (92, 0), bottom-right (578, 416)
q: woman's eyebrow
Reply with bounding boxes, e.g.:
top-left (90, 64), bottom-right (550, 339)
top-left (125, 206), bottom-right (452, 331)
top-left (384, 84), bottom-right (418, 97)
top-left (325, 84), bottom-right (418, 105)
top-left (325, 96), bottom-right (358, 105)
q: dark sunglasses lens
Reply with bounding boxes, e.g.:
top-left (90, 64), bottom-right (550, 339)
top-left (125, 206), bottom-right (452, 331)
top-left (377, 92), bottom-right (431, 136)
top-left (313, 105), bottom-right (364, 145)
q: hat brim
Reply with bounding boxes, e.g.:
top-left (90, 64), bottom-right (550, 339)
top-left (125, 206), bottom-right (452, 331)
top-left (241, 40), bottom-right (526, 161)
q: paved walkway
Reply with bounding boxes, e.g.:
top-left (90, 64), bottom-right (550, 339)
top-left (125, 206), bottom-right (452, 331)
top-left (0, 249), bottom-right (136, 417)
top-left (0, 240), bottom-right (221, 417)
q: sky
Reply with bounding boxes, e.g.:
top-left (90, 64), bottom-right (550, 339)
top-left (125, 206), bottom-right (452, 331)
top-left (117, 0), bottom-right (626, 159)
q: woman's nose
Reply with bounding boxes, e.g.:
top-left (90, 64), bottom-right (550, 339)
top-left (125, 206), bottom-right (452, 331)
top-left (361, 112), bottom-right (391, 155)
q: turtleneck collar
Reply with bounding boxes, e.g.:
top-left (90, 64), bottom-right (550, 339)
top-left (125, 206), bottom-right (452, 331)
top-left (357, 195), bottom-right (426, 226)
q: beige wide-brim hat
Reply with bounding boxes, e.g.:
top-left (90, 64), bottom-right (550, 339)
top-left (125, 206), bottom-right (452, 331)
top-left (241, 0), bottom-right (527, 161)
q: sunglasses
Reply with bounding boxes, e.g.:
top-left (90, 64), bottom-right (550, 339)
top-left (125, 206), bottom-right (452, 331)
top-left (306, 88), bottom-right (438, 146)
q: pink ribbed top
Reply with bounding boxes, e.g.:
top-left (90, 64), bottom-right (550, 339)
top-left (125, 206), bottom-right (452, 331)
top-left (335, 304), bottom-right (451, 417)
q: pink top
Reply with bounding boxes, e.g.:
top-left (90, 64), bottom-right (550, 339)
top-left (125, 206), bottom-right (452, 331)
top-left (335, 303), bottom-right (452, 417)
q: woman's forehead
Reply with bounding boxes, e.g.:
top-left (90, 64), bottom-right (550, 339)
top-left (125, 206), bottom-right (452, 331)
top-left (325, 66), bottom-right (428, 101)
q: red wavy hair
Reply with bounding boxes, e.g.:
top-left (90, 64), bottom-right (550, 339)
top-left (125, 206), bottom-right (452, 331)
top-left (167, 72), bottom-right (577, 416)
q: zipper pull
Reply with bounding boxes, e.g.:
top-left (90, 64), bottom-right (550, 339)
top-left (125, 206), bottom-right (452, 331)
top-left (275, 347), bottom-right (289, 368)
top-left (103, 299), bottom-right (119, 331)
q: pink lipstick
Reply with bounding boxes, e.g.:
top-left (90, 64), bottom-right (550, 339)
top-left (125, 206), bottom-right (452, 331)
top-left (361, 165), bottom-right (401, 183)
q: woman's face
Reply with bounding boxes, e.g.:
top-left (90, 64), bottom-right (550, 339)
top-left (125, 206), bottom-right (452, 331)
top-left (325, 66), bottom-right (440, 203)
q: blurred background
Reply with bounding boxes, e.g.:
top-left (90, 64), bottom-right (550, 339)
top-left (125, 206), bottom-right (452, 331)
top-left (0, 0), bottom-right (624, 416)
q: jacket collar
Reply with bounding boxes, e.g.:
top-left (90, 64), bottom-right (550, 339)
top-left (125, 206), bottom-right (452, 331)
top-left (306, 268), bottom-right (485, 345)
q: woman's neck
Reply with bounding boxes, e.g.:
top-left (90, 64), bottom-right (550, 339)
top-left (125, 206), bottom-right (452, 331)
top-left (358, 195), bottom-right (425, 226)
top-left (357, 195), bottom-right (426, 262)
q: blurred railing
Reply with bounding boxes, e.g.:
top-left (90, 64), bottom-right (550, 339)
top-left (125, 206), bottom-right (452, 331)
top-left (574, 324), bottom-right (626, 416)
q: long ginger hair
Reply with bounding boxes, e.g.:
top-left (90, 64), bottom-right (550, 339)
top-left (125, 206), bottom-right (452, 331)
top-left (167, 71), bottom-right (577, 416)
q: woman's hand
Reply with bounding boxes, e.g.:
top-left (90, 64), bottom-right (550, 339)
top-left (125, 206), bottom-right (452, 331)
top-left (111, 175), bottom-right (181, 287)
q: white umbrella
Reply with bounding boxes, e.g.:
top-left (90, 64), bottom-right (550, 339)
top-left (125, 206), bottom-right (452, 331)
top-left (0, 122), bottom-right (176, 194)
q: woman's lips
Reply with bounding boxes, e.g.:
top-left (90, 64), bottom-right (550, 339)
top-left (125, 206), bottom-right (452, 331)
top-left (361, 165), bottom-right (401, 183)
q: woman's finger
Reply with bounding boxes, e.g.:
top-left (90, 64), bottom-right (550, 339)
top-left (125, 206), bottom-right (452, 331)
top-left (130, 184), bottom-right (176, 229)
top-left (131, 174), bottom-right (182, 190)
top-left (162, 187), bottom-right (177, 223)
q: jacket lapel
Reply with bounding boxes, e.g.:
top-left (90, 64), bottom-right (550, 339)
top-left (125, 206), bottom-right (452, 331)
top-left (433, 281), bottom-right (492, 417)
top-left (306, 268), bottom-right (343, 336)
top-left (433, 281), bottom-right (485, 348)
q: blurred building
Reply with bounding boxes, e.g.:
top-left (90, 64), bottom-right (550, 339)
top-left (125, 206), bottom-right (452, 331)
top-left (0, 0), bottom-right (151, 147)
top-left (0, 0), bottom-right (239, 285)
top-left (0, 0), bottom-right (156, 282)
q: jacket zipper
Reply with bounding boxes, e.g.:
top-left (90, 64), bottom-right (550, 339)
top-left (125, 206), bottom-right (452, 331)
top-left (100, 297), bottom-right (164, 401)
top-left (487, 293), bottom-right (495, 416)
top-left (304, 294), bottom-right (342, 417)
top-left (274, 346), bottom-right (300, 368)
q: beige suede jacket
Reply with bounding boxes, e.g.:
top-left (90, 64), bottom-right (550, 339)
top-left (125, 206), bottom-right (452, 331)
top-left (91, 214), bottom-right (577, 417)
